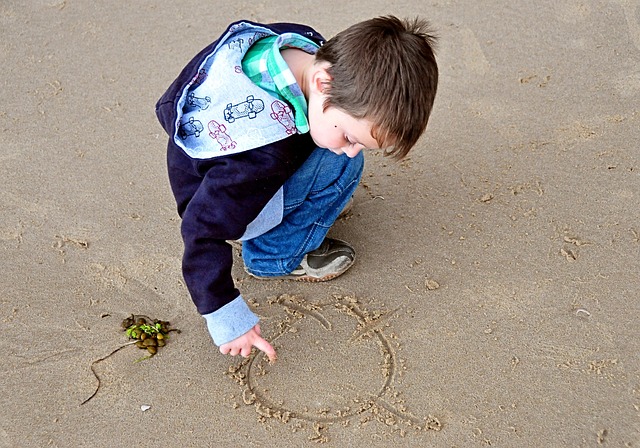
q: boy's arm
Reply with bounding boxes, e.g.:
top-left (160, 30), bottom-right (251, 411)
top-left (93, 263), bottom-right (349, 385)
top-left (182, 225), bottom-right (274, 358)
top-left (177, 145), bottom-right (309, 354)
top-left (168, 132), bottom-right (315, 359)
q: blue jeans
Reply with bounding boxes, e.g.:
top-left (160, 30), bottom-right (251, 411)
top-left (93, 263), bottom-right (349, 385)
top-left (242, 148), bottom-right (364, 277)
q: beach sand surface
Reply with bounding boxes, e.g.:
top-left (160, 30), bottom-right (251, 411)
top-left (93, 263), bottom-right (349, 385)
top-left (1, 1), bottom-right (639, 446)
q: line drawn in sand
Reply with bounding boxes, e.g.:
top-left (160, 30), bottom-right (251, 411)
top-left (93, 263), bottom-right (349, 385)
top-left (226, 294), bottom-right (441, 442)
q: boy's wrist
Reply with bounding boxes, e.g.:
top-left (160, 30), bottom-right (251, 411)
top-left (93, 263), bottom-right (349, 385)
top-left (202, 296), bottom-right (259, 346)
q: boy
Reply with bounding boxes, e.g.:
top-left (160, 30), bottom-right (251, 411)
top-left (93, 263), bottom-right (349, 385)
top-left (155, 16), bottom-right (438, 362)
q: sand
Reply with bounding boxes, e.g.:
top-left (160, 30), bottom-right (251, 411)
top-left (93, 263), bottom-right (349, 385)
top-left (1, 1), bottom-right (639, 446)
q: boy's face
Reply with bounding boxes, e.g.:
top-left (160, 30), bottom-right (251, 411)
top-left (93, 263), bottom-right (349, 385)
top-left (308, 103), bottom-right (379, 158)
top-left (306, 63), bottom-right (380, 158)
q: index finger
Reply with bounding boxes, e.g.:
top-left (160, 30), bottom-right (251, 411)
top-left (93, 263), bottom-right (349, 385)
top-left (253, 336), bottom-right (277, 364)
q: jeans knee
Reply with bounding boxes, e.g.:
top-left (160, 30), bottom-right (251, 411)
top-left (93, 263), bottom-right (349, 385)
top-left (350, 151), bottom-right (365, 178)
top-left (337, 151), bottom-right (364, 191)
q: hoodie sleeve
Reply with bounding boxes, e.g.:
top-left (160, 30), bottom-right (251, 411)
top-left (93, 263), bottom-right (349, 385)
top-left (202, 296), bottom-right (259, 345)
top-left (176, 146), bottom-right (296, 316)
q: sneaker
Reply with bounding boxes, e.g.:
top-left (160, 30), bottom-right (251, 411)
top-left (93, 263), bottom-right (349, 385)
top-left (247, 238), bottom-right (356, 282)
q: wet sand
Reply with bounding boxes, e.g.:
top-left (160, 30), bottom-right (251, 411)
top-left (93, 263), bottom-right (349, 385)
top-left (1, 1), bottom-right (639, 446)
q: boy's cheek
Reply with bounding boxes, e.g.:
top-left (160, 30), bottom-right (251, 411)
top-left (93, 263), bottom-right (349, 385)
top-left (309, 130), bottom-right (329, 150)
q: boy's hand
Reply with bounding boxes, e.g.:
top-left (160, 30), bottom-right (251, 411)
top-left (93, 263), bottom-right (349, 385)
top-left (219, 324), bottom-right (277, 363)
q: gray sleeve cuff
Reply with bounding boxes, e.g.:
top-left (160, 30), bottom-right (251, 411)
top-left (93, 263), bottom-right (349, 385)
top-left (202, 295), bottom-right (259, 346)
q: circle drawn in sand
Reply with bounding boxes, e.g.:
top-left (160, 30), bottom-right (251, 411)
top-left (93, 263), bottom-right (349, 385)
top-left (227, 294), bottom-right (441, 441)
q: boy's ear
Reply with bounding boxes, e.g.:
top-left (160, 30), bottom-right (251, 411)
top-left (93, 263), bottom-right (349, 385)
top-left (310, 63), bottom-right (332, 94)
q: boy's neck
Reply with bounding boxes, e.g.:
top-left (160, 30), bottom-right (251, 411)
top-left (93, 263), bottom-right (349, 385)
top-left (281, 48), bottom-right (316, 99)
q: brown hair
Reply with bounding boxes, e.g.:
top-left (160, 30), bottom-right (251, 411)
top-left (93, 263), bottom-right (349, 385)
top-left (315, 16), bottom-right (438, 159)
